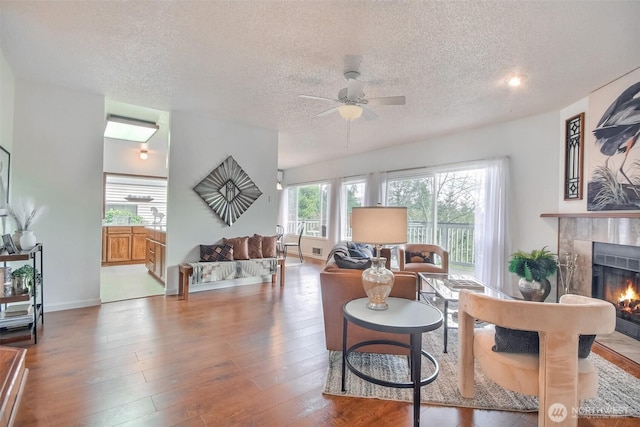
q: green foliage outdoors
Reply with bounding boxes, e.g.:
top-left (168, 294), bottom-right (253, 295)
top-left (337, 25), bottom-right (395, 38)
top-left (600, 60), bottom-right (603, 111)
top-left (104, 209), bottom-right (144, 224)
top-left (508, 247), bottom-right (558, 282)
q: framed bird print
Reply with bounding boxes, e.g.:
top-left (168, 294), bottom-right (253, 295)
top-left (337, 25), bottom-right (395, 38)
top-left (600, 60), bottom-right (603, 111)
top-left (587, 67), bottom-right (640, 211)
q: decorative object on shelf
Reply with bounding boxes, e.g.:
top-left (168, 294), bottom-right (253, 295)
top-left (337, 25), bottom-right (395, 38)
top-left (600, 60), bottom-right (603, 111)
top-left (587, 67), bottom-right (640, 211)
top-left (564, 112), bottom-right (584, 200)
top-left (558, 252), bottom-right (579, 295)
top-left (150, 206), bottom-right (165, 224)
top-left (7, 197), bottom-right (45, 250)
top-left (2, 233), bottom-right (18, 254)
top-left (0, 145), bottom-right (9, 216)
top-left (20, 230), bottom-right (37, 251)
top-left (193, 156), bottom-right (262, 227)
top-left (124, 195), bottom-right (154, 202)
top-left (351, 206), bottom-right (408, 310)
top-left (508, 247), bottom-right (558, 301)
top-left (10, 264), bottom-right (41, 295)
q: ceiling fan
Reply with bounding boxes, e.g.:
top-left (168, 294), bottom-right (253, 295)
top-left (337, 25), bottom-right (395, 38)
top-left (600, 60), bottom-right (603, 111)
top-left (299, 71), bottom-right (406, 122)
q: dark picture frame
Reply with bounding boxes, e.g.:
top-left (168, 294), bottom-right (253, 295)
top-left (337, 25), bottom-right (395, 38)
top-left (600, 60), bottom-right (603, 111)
top-left (0, 146), bottom-right (9, 215)
top-left (564, 113), bottom-right (584, 200)
top-left (2, 234), bottom-right (17, 254)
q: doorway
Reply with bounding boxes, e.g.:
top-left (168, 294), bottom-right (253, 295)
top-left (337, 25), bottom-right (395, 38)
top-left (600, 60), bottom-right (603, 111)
top-left (101, 101), bottom-right (169, 303)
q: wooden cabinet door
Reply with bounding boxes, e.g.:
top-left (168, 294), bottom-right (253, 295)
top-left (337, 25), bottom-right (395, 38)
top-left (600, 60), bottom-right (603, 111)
top-left (107, 234), bottom-right (131, 262)
top-left (156, 244), bottom-right (165, 281)
top-left (131, 234), bottom-right (147, 261)
top-left (145, 238), bottom-right (155, 270)
top-left (101, 228), bottom-right (107, 263)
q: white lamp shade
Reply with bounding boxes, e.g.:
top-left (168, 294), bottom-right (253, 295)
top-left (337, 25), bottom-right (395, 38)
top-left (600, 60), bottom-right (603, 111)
top-left (351, 206), bottom-right (408, 245)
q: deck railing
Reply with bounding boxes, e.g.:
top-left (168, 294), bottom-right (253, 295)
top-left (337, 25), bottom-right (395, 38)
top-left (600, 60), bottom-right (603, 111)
top-left (286, 220), bottom-right (475, 268)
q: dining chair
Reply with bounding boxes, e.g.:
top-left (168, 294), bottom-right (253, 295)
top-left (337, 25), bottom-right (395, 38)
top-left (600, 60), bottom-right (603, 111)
top-left (283, 222), bottom-right (304, 262)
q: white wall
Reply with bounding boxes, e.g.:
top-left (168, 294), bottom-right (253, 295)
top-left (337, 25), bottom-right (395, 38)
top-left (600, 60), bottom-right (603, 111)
top-left (285, 111), bottom-right (561, 292)
top-left (165, 111), bottom-right (279, 294)
top-left (12, 79), bottom-right (104, 311)
top-left (103, 130), bottom-right (169, 178)
top-left (0, 49), bottom-right (14, 235)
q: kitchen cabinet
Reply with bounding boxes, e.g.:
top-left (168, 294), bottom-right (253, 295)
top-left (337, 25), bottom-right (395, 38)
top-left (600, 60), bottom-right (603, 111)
top-left (102, 226), bottom-right (148, 266)
top-left (146, 227), bottom-right (166, 284)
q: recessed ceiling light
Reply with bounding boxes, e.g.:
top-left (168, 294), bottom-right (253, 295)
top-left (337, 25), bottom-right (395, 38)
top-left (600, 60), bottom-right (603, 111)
top-left (507, 74), bottom-right (526, 87)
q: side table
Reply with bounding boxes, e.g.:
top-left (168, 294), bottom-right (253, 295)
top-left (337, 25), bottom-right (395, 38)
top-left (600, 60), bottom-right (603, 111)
top-left (342, 297), bottom-right (443, 427)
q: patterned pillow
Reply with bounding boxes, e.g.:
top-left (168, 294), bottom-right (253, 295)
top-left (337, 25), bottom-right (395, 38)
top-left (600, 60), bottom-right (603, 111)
top-left (405, 250), bottom-right (434, 264)
top-left (261, 235), bottom-right (278, 258)
top-left (248, 234), bottom-right (263, 258)
top-left (334, 254), bottom-right (372, 270)
top-left (200, 244), bottom-right (234, 262)
top-left (223, 236), bottom-right (249, 260)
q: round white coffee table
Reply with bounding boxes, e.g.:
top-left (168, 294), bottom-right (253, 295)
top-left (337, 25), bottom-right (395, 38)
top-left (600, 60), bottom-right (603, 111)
top-left (342, 297), bottom-right (443, 427)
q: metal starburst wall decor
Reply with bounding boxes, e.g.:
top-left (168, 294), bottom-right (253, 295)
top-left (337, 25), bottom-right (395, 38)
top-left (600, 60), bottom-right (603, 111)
top-left (193, 156), bottom-right (262, 226)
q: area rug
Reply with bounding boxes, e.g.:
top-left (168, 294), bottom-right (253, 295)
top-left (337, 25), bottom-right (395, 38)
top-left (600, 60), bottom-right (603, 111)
top-left (323, 327), bottom-right (640, 417)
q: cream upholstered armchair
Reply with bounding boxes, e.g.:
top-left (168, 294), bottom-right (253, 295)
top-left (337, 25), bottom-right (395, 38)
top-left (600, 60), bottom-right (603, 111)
top-left (457, 291), bottom-right (615, 427)
top-left (398, 244), bottom-right (448, 273)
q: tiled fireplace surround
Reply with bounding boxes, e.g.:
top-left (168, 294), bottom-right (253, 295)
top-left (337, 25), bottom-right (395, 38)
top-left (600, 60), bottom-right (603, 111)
top-left (555, 214), bottom-right (640, 363)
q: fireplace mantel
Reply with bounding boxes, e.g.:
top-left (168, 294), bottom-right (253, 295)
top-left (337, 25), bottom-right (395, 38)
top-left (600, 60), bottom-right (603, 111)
top-left (541, 212), bottom-right (640, 218)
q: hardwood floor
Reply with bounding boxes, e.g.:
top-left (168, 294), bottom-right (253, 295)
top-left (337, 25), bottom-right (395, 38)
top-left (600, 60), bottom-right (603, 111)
top-left (8, 262), bottom-right (640, 426)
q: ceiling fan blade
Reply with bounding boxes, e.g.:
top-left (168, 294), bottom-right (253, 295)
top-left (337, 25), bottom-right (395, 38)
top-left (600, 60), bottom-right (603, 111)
top-left (347, 78), bottom-right (364, 100)
top-left (315, 106), bottom-right (340, 117)
top-left (299, 94), bottom-right (338, 102)
top-left (361, 106), bottom-right (378, 121)
top-left (366, 95), bottom-right (406, 106)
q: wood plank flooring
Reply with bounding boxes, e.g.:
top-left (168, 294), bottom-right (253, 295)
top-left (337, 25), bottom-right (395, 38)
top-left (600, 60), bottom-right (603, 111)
top-left (8, 262), bottom-right (640, 426)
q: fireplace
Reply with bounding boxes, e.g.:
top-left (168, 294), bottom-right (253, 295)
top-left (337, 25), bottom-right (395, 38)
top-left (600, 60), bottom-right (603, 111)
top-left (592, 242), bottom-right (640, 340)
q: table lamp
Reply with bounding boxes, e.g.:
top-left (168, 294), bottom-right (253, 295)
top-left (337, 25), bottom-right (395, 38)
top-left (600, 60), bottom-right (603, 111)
top-left (351, 206), bottom-right (408, 310)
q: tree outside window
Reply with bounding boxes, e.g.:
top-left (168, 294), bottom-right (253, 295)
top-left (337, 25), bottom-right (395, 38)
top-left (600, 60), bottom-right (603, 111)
top-left (286, 183), bottom-right (329, 237)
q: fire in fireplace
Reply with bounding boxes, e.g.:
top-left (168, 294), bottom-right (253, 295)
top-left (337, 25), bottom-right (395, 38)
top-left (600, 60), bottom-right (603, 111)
top-left (593, 242), bottom-right (640, 340)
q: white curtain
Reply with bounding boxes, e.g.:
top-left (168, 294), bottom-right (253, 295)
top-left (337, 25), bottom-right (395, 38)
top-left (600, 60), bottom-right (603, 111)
top-left (327, 177), bottom-right (343, 248)
top-left (474, 157), bottom-right (511, 293)
top-left (364, 171), bottom-right (388, 206)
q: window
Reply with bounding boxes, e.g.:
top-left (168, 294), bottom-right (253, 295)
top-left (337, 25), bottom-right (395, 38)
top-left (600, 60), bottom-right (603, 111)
top-left (286, 182), bottom-right (329, 237)
top-left (103, 173), bottom-right (167, 225)
top-left (341, 178), bottom-right (366, 240)
top-left (387, 167), bottom-right (481, 271)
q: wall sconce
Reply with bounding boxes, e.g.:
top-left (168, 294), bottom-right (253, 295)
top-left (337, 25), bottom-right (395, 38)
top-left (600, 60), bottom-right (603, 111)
top-left (139, 150), bottom-right (149, 160)
top-left (104, 115), bottom-right (159, 142)
top-left (276, 169), bottom-right (284, 190)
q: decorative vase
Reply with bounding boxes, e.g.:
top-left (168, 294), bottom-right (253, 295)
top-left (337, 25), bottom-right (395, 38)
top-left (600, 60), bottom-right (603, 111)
top-left (19, 230), bottom-right (36, 251)
top-left (362, 257), bottom-right (395, 310)
top-left (11, 276), bottom-right (29, 294)
top-left (12, 231), bottom-right (22, 250)
top-left (518, 278), bottom-right (551, 302)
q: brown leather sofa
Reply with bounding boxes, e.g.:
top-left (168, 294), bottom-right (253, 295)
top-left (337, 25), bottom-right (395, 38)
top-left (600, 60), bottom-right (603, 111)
top-left (398, 243), bottom-right (449, 274)
top-left (319, 242), bottom-right (418, 355)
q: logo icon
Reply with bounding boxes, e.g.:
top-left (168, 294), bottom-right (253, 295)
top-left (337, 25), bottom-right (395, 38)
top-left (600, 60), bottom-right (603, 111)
top-left (548, 403), bottom-right (567, 422)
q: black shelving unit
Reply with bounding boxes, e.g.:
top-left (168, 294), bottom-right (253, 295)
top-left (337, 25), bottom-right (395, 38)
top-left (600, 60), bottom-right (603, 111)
top-left (0, 244), bottom-right (44, 344)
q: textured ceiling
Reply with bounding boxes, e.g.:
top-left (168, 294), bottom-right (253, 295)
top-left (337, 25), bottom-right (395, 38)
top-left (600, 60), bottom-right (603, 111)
top-left (1, 1), bottom-right (639, 169)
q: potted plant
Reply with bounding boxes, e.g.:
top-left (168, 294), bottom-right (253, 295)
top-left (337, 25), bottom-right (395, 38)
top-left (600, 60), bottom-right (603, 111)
top-left (7, 197), bottom-right (45, 250)
top-left (10, 264), bottom-right (42, 295)
top-left (508, 247), bottom-right (557, 301)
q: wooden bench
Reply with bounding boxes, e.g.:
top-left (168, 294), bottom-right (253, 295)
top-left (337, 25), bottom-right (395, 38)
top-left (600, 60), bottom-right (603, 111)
top-left (178, 258), bottom-right (285, 300)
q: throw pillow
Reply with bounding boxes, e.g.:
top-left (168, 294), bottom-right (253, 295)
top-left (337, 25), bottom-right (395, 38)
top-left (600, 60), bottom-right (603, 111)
top-left (492, 326), bottom-right (596, 358)
top-left (262, 235), bottom-right (278, 258)
top-left (223, 236), bottom-right (249, 260)
top-left (200, 244), bottom-right (234, 262)
top-left (248, 234), bottom-right (263, 259)
top-left (405, 250), bottom-right (434, 264)
top-left (334, 253), bottom-right (372, 270)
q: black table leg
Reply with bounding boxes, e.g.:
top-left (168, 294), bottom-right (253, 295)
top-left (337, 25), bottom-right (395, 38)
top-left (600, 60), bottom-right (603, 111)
top-left (443, 299), bottom-right (449, 353)
top-left (341, 316), bottom-right (347, 392)
top-left (411, 332), bottom-right (421, 426)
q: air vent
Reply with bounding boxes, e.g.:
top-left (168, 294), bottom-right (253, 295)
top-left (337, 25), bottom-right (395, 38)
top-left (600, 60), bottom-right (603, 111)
top-left (312, 247), bottom-right (322, 256)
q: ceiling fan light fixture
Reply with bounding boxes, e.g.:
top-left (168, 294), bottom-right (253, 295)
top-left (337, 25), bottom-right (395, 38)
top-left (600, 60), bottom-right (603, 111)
top-left (338, 104), bottom-right (363, 121)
